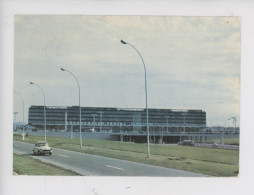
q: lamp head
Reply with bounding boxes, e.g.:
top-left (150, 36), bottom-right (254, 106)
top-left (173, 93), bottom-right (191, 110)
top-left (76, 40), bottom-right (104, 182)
top-left (61, 68), bottom-right (65, 71)
top-left (30, 82), bottom-right (34, 85)
top-left (121, 40), bottom-right (127, 44)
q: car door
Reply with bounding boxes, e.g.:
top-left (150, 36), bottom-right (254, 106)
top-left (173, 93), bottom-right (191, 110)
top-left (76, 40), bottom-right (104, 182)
top-left (34, 143), bottom-right (39, 153)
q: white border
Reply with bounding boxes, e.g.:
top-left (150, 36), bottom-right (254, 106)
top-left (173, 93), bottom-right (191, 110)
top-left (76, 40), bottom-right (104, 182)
top-left (1, 1), bottom-right (254, 195)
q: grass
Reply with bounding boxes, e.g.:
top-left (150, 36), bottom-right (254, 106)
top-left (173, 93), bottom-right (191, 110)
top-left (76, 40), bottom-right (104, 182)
top-left (13, 153), bottom-right (81, 176)
top-left (14, 134), bottom-right (239, 176)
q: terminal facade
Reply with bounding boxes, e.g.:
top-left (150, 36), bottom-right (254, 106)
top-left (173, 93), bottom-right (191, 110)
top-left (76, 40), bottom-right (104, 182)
top-left (28, 105), bottom-right (206, 134)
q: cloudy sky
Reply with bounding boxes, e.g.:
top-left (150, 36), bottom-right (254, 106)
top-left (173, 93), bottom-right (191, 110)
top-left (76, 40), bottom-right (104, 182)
top-left (14, 15), bottom-right (240, 126)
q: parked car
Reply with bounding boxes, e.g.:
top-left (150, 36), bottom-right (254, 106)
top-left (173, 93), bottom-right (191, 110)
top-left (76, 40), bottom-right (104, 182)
top-left (33, 141), bottom-right (52, 155)
top-left (177, 140), bottom-right (195, 146)
top-left (212, 143), bottom-right (219, 148)
top-left (25, 125), bottom-right (37, 131)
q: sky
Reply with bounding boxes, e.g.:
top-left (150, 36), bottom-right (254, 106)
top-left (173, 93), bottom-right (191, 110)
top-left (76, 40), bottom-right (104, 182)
top-left (14, 15), bottom-right (240, 126)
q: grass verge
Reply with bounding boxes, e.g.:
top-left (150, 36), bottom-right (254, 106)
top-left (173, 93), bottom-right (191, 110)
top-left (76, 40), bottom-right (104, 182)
top-left (13, 153), bottom-right (81, 176)
top-left (14, 134), bottom-right (239, 176)
top-left (204, 137), bottom-right (239, 145)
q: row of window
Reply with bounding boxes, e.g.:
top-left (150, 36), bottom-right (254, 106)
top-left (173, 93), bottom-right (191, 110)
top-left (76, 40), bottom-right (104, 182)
top-left (29, 106), bottom-right (206, 126)
top-left (30, 110), bottom-right (205, 117)
top-left (29, 107), bottom-right (205, 115)
top-left (29, 113), bottom-right (205, 120)
top-left (29, 117), bottom-right (205, 122)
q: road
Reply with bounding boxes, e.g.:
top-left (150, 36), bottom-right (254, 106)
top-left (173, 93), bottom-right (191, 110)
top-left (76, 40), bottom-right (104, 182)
top-left (13, 141), bottom-right (207, 177)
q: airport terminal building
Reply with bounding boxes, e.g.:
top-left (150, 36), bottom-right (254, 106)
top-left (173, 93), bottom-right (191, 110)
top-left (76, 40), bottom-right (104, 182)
top-left (28, 105), bottom-right (206, 134)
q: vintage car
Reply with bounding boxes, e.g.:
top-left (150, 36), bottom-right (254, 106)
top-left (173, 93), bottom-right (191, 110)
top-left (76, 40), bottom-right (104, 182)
top-left (33, 141), bottom-right (52, 155)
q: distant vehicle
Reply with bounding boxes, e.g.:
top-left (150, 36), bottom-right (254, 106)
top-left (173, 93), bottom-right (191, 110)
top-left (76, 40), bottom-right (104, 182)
top-left (25, 125), bottom-right (37, 131)
top-left (178, 140), bottom-right (195, 146)
top-left (33, 141), bottom-right (52, 155)
top-left (212, 143), bottom-right (219, 148)
top-left (86, 128), bottom-right (95, 132)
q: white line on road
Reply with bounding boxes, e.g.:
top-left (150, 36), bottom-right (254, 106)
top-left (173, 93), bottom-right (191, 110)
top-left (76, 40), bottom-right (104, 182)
top-left (59, 154), bottom-right (69, 158)
top-left (106, 165), bottom-right (124, 171)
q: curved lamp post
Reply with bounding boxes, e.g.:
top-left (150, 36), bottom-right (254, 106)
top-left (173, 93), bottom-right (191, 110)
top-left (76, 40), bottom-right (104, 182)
top-left (13, 112), bottom-right (18, 131)
top-left (222, 118), bottom-right (231, 145)
top-left (14, 91), bottom-right (25, 139)
top-left (165, 116), bottom-right (169, 133)
top-left (30, 82), bottom-right (47, 142)
top-left (61, 68), bottom-right (82, 148)
top-left (98, 111), bottom-right (104, 132)
top-left (120, 40), bottom-right (150, 158)
top-left (92, 114), bottom-right (97, 131)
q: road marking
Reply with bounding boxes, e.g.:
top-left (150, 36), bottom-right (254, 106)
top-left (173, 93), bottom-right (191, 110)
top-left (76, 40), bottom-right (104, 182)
top-left (14, 152), bottom-right (22, 156)
top-left (106, 165), bottom-right (124, 171)
top-left (59, 154), bottom-right (69, 158)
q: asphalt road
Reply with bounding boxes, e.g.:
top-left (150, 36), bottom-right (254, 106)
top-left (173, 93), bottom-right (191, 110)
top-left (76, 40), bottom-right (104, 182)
top-left (13, 141), bottom-right (207, 177)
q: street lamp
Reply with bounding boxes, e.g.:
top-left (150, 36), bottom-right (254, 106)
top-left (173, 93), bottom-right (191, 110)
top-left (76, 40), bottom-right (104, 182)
top-left (120, 40), bottom-right (150, 158)
top-left (165, 116), bottom-right (169, 133)
top-left (61, 68), bottom-right (82, 148)
top-left (99, 111), bottom-right (104, 132)
top-left (183, 112), bottom-right (187, 134)
top-left (231, 117), bottom-right (237, 134)
top-left (14, 91), bottom-right (25, 139)
top-left (223, 118), bottom-right (231, 145)
top-left (92, 114), bottom-right (97, 131)
top-left (30, 82), bottom-right (47, 142)
top-left (13, 112), bottom-right (18, 131)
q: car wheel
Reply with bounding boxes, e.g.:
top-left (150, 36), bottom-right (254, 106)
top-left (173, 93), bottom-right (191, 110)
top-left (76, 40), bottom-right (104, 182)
top-left (33, 151), bottom-right (36, 155)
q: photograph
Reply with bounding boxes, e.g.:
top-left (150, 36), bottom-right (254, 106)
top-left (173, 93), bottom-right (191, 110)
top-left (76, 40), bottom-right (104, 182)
top-left (13, 15), bottom-right (240, 177)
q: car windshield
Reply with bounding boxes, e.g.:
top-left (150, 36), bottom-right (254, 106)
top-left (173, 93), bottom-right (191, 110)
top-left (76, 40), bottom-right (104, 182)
top-left (36, 143), bottom-right (48, 147)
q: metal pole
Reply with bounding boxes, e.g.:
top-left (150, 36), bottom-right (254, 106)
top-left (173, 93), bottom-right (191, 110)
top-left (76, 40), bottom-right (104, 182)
top-left (79, 89), bottom-right (81, 146)
top-left (92, 114), bottom-right (97, 130)
top-left (22, 98), bottom-right (24, 133)
top-left (231, 117), bottom-right (237, 133)
top-left (99, 111), bottom-right (103, 132)
top-left (14, 92), bottom-right (25, 134)
top-left (121, 40), bottom-right (150, 158)
top-left (30, 82), bottom-right (46, 142)
top-left (71, 122), bottom-right (73, 139)
top-left (222, 127), bottom-right (225, 145)
top-left (44, 98), bottom-right (46, 141)
top-left (120, 123), bottom-right (123, 142)
top-left (13, 112), bottom-right (18, 131)
top-left (165, 116), bottom-right (169, 133)
top-left (160, 124), bottom-right (163, 144)
top-left (61, 68), bottom-right (82, 148)
top-left (223, 118), bottom-right (230, 145)
top-left (184, 114), bottom-right (186, 134)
